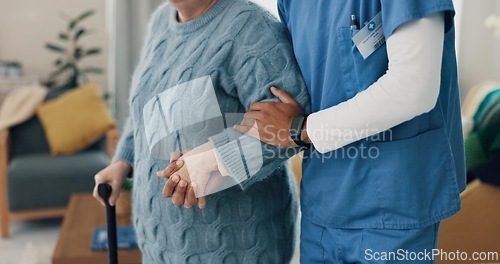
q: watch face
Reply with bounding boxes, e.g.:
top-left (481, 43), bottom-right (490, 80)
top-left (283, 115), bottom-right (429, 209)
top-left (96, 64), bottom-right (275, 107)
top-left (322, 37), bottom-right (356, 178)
top-left (290, 116), bottom-right (304, 141)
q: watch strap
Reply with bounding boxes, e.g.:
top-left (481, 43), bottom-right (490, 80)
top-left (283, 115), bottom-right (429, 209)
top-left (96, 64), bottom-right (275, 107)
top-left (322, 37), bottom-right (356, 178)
top-left (290, 116), bottom-right (310, 148)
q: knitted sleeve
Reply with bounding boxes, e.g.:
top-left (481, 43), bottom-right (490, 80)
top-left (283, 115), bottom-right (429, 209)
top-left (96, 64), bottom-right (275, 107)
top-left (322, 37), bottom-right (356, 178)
top-left (210, 41), bottom-right (311, 190)
top-left (112, 117), bottom-right (135, 166)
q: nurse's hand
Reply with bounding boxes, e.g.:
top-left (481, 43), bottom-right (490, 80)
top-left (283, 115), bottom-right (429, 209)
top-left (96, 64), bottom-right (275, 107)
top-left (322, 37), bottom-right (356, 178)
top-left (157, 146), bottom-right (217, 209)
top-left (235, 87), bottom-right (303, 148)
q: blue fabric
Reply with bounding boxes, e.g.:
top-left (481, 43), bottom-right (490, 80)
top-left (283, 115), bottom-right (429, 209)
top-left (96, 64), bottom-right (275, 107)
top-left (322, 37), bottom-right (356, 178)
top-left (8, 151), bottom-right (109, 211)
top-left (279, 0), bottom-right (466, 229)
top-left (301, 216), bottom-right (440, 264)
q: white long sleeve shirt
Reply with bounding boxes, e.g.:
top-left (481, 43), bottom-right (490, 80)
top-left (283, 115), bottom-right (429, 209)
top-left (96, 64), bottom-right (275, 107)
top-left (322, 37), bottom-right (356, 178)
top-left (307, 12), bottom-right (445, 153)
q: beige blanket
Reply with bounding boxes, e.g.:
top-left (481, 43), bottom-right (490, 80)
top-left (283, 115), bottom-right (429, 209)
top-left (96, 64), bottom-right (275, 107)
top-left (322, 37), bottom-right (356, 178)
top-left (0, 85), bottom-right (48, 131)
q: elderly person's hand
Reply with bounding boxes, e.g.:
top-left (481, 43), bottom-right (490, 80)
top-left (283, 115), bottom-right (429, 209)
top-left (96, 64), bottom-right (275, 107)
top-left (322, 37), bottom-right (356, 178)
top-left (156, 143), bottom-right (221, 209)
top-left (93, 161), bottom-right (132, 207)
top-left (157, 153), bottom-right (200, 208)
top-left (235, 87), bottom-right (305, 148)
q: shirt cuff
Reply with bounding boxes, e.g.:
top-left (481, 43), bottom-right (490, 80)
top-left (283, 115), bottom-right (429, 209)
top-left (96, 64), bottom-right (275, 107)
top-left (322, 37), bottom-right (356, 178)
top-left (209, 130), bottom-right (249, 185)
top-left (306, 111), bottom-right (343, 154)
top-left (213, 149), bottom-right (231, 177)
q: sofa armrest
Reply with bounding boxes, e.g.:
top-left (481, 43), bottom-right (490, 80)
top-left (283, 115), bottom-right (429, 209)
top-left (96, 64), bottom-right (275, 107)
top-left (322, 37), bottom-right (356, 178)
top-left (105, 128), bottom-right (120, 159)
top-left (0, 129), bottom-right (10, 237)
top-left (0, 129), bottom-right (9, 185)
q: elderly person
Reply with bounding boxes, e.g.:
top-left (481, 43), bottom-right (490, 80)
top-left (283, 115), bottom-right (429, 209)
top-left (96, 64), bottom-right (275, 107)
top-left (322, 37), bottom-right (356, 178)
top-left (94, 0), bottom-right (310, 263)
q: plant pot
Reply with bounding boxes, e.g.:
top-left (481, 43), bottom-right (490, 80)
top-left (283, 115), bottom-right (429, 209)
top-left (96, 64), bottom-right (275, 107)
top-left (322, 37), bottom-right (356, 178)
top-left (116, 191), bottom-right (132, 216)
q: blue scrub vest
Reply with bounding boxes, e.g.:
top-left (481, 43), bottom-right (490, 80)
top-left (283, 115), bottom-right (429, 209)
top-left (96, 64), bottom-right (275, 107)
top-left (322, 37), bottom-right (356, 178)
top-left (278, 0), bottom-right (466, 229)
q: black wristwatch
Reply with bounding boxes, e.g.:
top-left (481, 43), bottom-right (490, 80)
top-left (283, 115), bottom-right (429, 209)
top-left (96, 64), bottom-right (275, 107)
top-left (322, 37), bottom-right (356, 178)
top-left (290, 116), bottom-right (310, 148)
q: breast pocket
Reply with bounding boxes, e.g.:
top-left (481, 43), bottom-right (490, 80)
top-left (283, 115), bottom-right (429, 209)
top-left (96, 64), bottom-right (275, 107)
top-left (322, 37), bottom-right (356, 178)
top-left (335, 27), bottom-right (388, 100)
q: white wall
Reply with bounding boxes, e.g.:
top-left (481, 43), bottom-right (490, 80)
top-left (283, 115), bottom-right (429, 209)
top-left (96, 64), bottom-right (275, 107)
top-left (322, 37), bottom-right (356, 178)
top-left (107, 0), bottom-right (163, 126)
top-left (0, 0), bottom-right (108, 92)
top-left (456, 0), bottom-right (500, 100)
top-left (250, 0), bottom-right (278, 17)
top-left (452, 0), bottom-right (463, 53)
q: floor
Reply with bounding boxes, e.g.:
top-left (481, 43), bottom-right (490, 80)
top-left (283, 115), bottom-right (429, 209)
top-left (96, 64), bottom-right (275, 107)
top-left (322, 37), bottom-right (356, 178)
top-left (0, 218), bottom-right (61, 264)
top-left (0, 216), bottom-right (300, 264)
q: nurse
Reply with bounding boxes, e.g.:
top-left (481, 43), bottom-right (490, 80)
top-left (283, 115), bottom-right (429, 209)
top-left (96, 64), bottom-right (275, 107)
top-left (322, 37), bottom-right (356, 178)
top-left (236, 0), bottom-right (466, 263)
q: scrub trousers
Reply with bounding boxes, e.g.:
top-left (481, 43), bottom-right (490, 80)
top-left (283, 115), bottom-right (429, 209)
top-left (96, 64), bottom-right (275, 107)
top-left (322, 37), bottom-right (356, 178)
top-left (300, 217), bottom-right (440, 263)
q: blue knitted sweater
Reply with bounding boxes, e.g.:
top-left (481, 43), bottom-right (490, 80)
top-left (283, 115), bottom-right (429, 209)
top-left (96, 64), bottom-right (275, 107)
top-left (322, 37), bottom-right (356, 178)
top-left (113, 0), bottom-right (310, 263)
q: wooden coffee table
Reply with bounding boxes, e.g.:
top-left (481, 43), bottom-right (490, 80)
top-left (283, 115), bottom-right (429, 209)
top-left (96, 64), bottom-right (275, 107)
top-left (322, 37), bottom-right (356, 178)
top-left (52, 194), bottom-right (141, 264)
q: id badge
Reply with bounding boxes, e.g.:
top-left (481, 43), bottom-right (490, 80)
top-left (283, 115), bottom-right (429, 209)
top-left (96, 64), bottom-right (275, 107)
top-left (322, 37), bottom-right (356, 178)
top-left (352, 12), bottom-right (386, 59)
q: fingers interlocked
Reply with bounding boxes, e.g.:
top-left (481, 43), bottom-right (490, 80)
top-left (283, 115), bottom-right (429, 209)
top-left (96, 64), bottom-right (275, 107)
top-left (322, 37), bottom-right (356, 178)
top-left (156, 157), bottom-right (205, 209)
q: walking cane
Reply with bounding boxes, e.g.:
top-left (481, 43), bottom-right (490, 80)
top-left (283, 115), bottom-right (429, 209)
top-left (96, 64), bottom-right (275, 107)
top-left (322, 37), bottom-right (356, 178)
top-left (98, 183), bottom-right (119, 264)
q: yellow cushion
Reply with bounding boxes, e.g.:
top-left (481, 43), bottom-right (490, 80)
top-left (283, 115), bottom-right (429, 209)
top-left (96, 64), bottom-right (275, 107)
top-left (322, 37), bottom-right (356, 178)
top-left (36, 83), bottom-right (116, 155)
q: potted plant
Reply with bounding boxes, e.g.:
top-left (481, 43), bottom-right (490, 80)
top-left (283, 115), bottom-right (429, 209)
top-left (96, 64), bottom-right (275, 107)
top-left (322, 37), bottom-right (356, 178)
top-left (43, 9), bottom-right (103, 90)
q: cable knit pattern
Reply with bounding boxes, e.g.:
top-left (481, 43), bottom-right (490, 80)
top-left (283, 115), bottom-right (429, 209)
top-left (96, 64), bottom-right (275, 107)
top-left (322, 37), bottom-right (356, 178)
top-left (113, 0), bottom-right (310, 263)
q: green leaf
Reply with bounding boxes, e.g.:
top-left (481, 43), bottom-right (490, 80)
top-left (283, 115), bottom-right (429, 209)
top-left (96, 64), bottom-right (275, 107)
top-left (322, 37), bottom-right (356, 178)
top-left (74, 28), bottom-right (86, 40)
top-left (58, 33), bottom-right (69, 41)
top-left (84, 48), bottom-right (101, 57)
top-left (45, 43), bottom-right (66, 53)
top-left (76, 10), bottom-right (95, 22)
top-left (47, 63), bottom-right (72, 82)
top-left (82, 67), bottom-right (104, 74)
top-left (68, 20), bottom-right (77, 30)
top-left (74, 47), bottom-right (83, 60)
top-left (68, 9), bottom-right (95, 29)
top-left (56, 63), bottom-right (72, 73)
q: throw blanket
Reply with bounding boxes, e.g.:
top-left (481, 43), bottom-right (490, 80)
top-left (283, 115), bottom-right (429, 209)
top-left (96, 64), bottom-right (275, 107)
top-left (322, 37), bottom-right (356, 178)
top-left (0, 85), bottom-right (47, 131)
